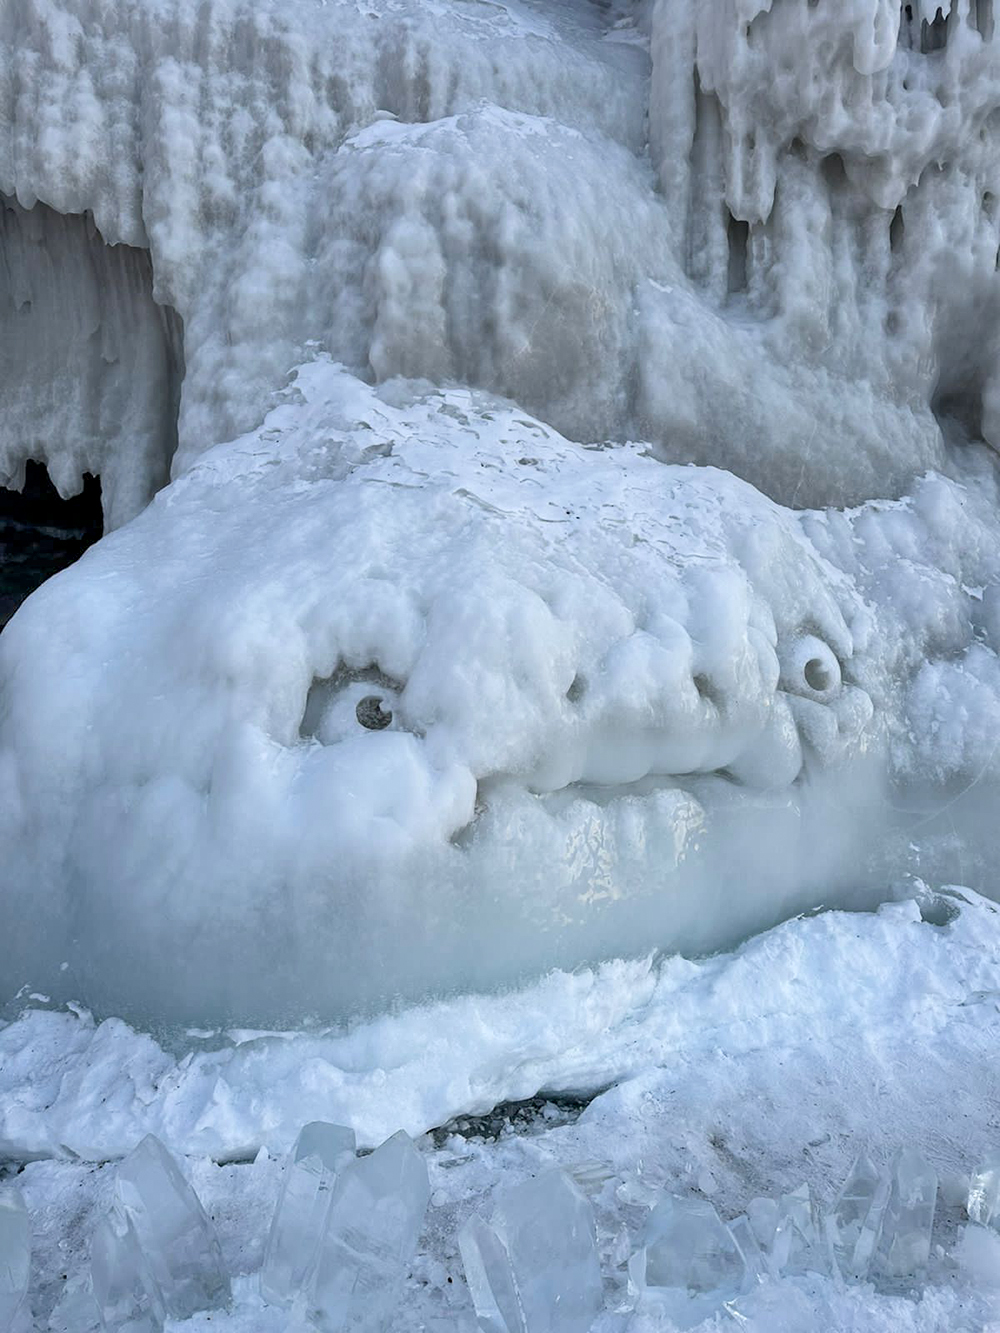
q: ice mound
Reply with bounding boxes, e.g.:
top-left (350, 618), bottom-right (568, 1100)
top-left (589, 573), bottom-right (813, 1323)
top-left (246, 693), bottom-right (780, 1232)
top-left (0, 359), bottom-right (893, 1023)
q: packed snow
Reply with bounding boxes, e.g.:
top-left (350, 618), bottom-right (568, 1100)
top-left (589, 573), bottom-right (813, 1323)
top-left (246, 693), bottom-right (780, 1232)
top-left (3, 0), bottom-right (1000, 1328)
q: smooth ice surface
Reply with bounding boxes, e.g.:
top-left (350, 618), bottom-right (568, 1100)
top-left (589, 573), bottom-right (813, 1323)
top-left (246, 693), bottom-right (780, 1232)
top-left (90, 1213), bottom-right (164, 1333)
top-left (967, 1150), bottom-right (1000, 1228)
top-left (308, 1129), bottom-right (429, 1332)
top-left (260, 1122), bottom-right (356, 1308)
top-left (826, 1154), bottom-right (892, 1281)
top-left (0, 1188), bottom-right (29, 1332)
top-left (115, 1135), bottom-right (230, 1319)
top-left (874, 1149), bottom-right (939, 1279)
top-left (631, 1194), bottom-right (745, 1295)
top-left (458, 1169), bottom-right (602, 1333)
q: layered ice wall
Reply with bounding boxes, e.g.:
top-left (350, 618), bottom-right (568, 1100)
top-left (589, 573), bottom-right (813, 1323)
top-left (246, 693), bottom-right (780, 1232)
top-left (3, 0), bottom-right (1000, 1021)
top-left (645, 0), bottom-right (1000, 502)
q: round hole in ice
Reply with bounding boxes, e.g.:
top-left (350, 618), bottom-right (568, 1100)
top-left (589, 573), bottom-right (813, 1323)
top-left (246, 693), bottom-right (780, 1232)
top-left (803, 656), bottom-right (835, 693)
top-left (356, 695), bottom-right (393, 730)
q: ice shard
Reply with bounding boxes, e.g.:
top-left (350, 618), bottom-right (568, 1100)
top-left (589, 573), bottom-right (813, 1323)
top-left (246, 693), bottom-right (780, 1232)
top-left (968, 1151), bottom-right (1000, 1229)
top-left (824, 1154), bottom-right (891, 1281)
top-left (630, 1194), bottom-right (744, 1295)
top-left (0, 1188), bottom-right (29, 1333)
top-left (260, 1121), bottom-right (356, 1308)
top-left (458, 1169), bottom-right (602, 1333)
top-left (308, 1129), bottom-right (429, 1332)
top-left (874, 1149), bottom-right (938, 1279)
top-left (771, 1183), bottom-right (827, 1277)
top-left (727, 1215), bottom-right (766, 1286)
top-left (90, 1212), bottom-right (165, 1333)
top-left (114, 1134), bottom-right (230, 1319)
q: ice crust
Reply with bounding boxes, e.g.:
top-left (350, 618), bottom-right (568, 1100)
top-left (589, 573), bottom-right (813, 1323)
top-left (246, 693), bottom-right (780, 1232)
top-left (3, 0), bottom-right (1000, 1023)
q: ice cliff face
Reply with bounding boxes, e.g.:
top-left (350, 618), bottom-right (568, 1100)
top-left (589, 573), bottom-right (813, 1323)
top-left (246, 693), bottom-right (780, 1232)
top-left (2, 0), bottom-right (1000, 1021)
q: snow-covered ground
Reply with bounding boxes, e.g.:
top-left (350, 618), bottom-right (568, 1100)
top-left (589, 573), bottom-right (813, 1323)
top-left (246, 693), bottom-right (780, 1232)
top-left (4, 888), bottom-right (1000, 1330)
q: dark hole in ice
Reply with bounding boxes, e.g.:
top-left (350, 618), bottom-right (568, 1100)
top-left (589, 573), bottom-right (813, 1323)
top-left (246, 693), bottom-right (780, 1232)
top-left (890, 205), bottom-right (905, 254)
top-left (804, 656), bottom-right (834, 692)
top-left (356, 695), bottom-right (393, 730)
top-left (920, 7), bottom-right (948, 51)
top-left (918, 895), bottom-right (961, 927)
top-left (0, 462), bottom-right (102, 630)
top-left (975, 0), bottom-right (994, 40)
top-left (727, 213), bottom-right (749, 296)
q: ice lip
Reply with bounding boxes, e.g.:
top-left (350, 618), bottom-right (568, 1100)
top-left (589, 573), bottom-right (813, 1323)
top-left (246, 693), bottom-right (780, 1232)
top-left (0, 363), bottom-right (880, 1023)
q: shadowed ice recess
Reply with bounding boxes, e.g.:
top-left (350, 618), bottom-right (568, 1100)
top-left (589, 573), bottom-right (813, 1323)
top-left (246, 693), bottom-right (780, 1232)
top-left (2, 0), bottom-right (1000, 1025)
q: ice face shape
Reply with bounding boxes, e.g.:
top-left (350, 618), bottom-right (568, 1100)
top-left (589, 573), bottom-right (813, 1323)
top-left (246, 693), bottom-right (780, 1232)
top-left (0, 1188), bottom-right (29, 1332)
top-left (0, 362), bottom-right (895, 1024)
top-left (307, 1129), bottom-right (429, 1333)
top-left (114, 1135), bottom-right (230, 1319)
top-left (458, 1169), bottom-right (602, 1333)
top-left (261, 1122), bottom-right (357, 1308)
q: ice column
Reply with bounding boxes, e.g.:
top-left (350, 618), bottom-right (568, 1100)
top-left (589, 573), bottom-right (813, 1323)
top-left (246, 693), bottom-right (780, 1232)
top-left (458, 1169), bottom-right (603, 1333)
top-left (260, 1121), bottom-right (356, 1308)
top-left (90, 1212), bottom-right (165, 1333)
top-left (115, 1135), bottom-right (230, 1319)
top-left (308, 1129), bottom-right (429, 1333)
top-left (824, 1154), bottom-right (891, 1280)
top-left (874, 1149), bottom-right (938, 1278)
top-left (968, 1151), bottom-right (1000, 1228)
top-left (0, 1188), bottom-right (29, 1332)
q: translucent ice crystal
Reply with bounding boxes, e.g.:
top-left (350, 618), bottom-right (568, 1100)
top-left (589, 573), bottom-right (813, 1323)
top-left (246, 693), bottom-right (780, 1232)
top-left (308, 1129), bottom-right (429, 1333)
top-left (458, 1168), bottom-right (602, 1333)
top-left (90, 1212), bottom-right (165, 1333)
top-left (968, 1151), bottom-right (1000, 1229)
top-left (0, 1188), bottom-right (29, 1332)
top-left (631, 1194), bottom-right (744, 1295)
top-left (824, 1154), bottom-right (891, 1281)
top-left (771, 1183), bottom-right (827, 1277)
top-left (261, 1121), bottom-right (356, 1308)
top-left (874, 1149), bottom-right (938, 1279)
top-left (727, 1215), bottom-right (766, 1286)
top-left (115, 1134), bottom-right (230, 1319)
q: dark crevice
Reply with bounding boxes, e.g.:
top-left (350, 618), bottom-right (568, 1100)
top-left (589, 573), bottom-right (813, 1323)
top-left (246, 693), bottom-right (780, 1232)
top-left (975, 0), bottom-right (994, 40)
top-left (921, 6), bottom-right (949, 51)
top-left (727, 212), bottom-right (749, 295)
top-left (890, 204), bottom-right (905, 254)
top-left (0, 463), bottom-right (102, 630)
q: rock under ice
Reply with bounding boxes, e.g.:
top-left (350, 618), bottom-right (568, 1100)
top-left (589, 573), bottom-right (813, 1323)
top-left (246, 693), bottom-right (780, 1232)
top-left (2, 0), bottom-right (1000, 1022)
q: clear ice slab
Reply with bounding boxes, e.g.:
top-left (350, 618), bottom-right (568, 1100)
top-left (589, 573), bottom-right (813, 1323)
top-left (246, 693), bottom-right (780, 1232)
top-left (458, 1168), bottom-right (602, 1333)
top-left (0, 1188), bottom-right (29, 1333)
top-left (261, 1121), bottom-right (356, 1308)
top-left (307, 1129), bottom-right (429, 1333)
top-left (771, 1183), bottom-right (827, 1277)
top-left (968, 1151), bottom-right (1000, 1229)
top-left (874, 1149), bottom-right (938, 1279)
top-left (90, 1212), bottom-right (165, 1333)
top-left (824, 1154), bottom-right (891, 1281)
top-left (629, 1194), bottom-right (745, 1331)
top-left (115, 1134), bottom-right (230, 1319)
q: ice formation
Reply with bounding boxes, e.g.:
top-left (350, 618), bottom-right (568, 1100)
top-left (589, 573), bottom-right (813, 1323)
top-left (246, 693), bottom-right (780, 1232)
top-left (3, 0), bottom-right (1000, 1022)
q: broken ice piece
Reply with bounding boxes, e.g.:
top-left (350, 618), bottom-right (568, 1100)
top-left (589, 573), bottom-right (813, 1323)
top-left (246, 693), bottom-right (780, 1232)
top-left (727, 1215), bottom-right (766, 1285)
top-left (746, 1196), bottom-right (780, 1253)
top-left (563, 1160), bottom-right (615, 1197)
top-left (968, 1150), bottom-right (1000, 1228)
top-left (0, 1187), bottom-right (29, 1332)
top-left (772, 1183), bottom-right (827, 1277)
top-left (115, 1134), bottom-right (230, 1319)
top-left (824, 1154), bottom-right (890, 1281)
top-left (260, 1121), bottom-right (356, 1308)
top-left (874, 1149), bottom-right (938, 1278)
top-left (458, 1169), bottom-right (602, 1333)
top-left (630, 1194), bottom-right (745, 1296)
top-left (308, 1129), bottom-right (429, 1332)
top-left (91, 1211), bottom-right (165, 1333)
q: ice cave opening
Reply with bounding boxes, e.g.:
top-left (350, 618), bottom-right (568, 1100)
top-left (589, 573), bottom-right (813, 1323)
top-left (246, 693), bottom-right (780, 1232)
top-left (0, 193), bottom-right (184, 585)
top-left (0, 463), bottom-right (103, 631)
